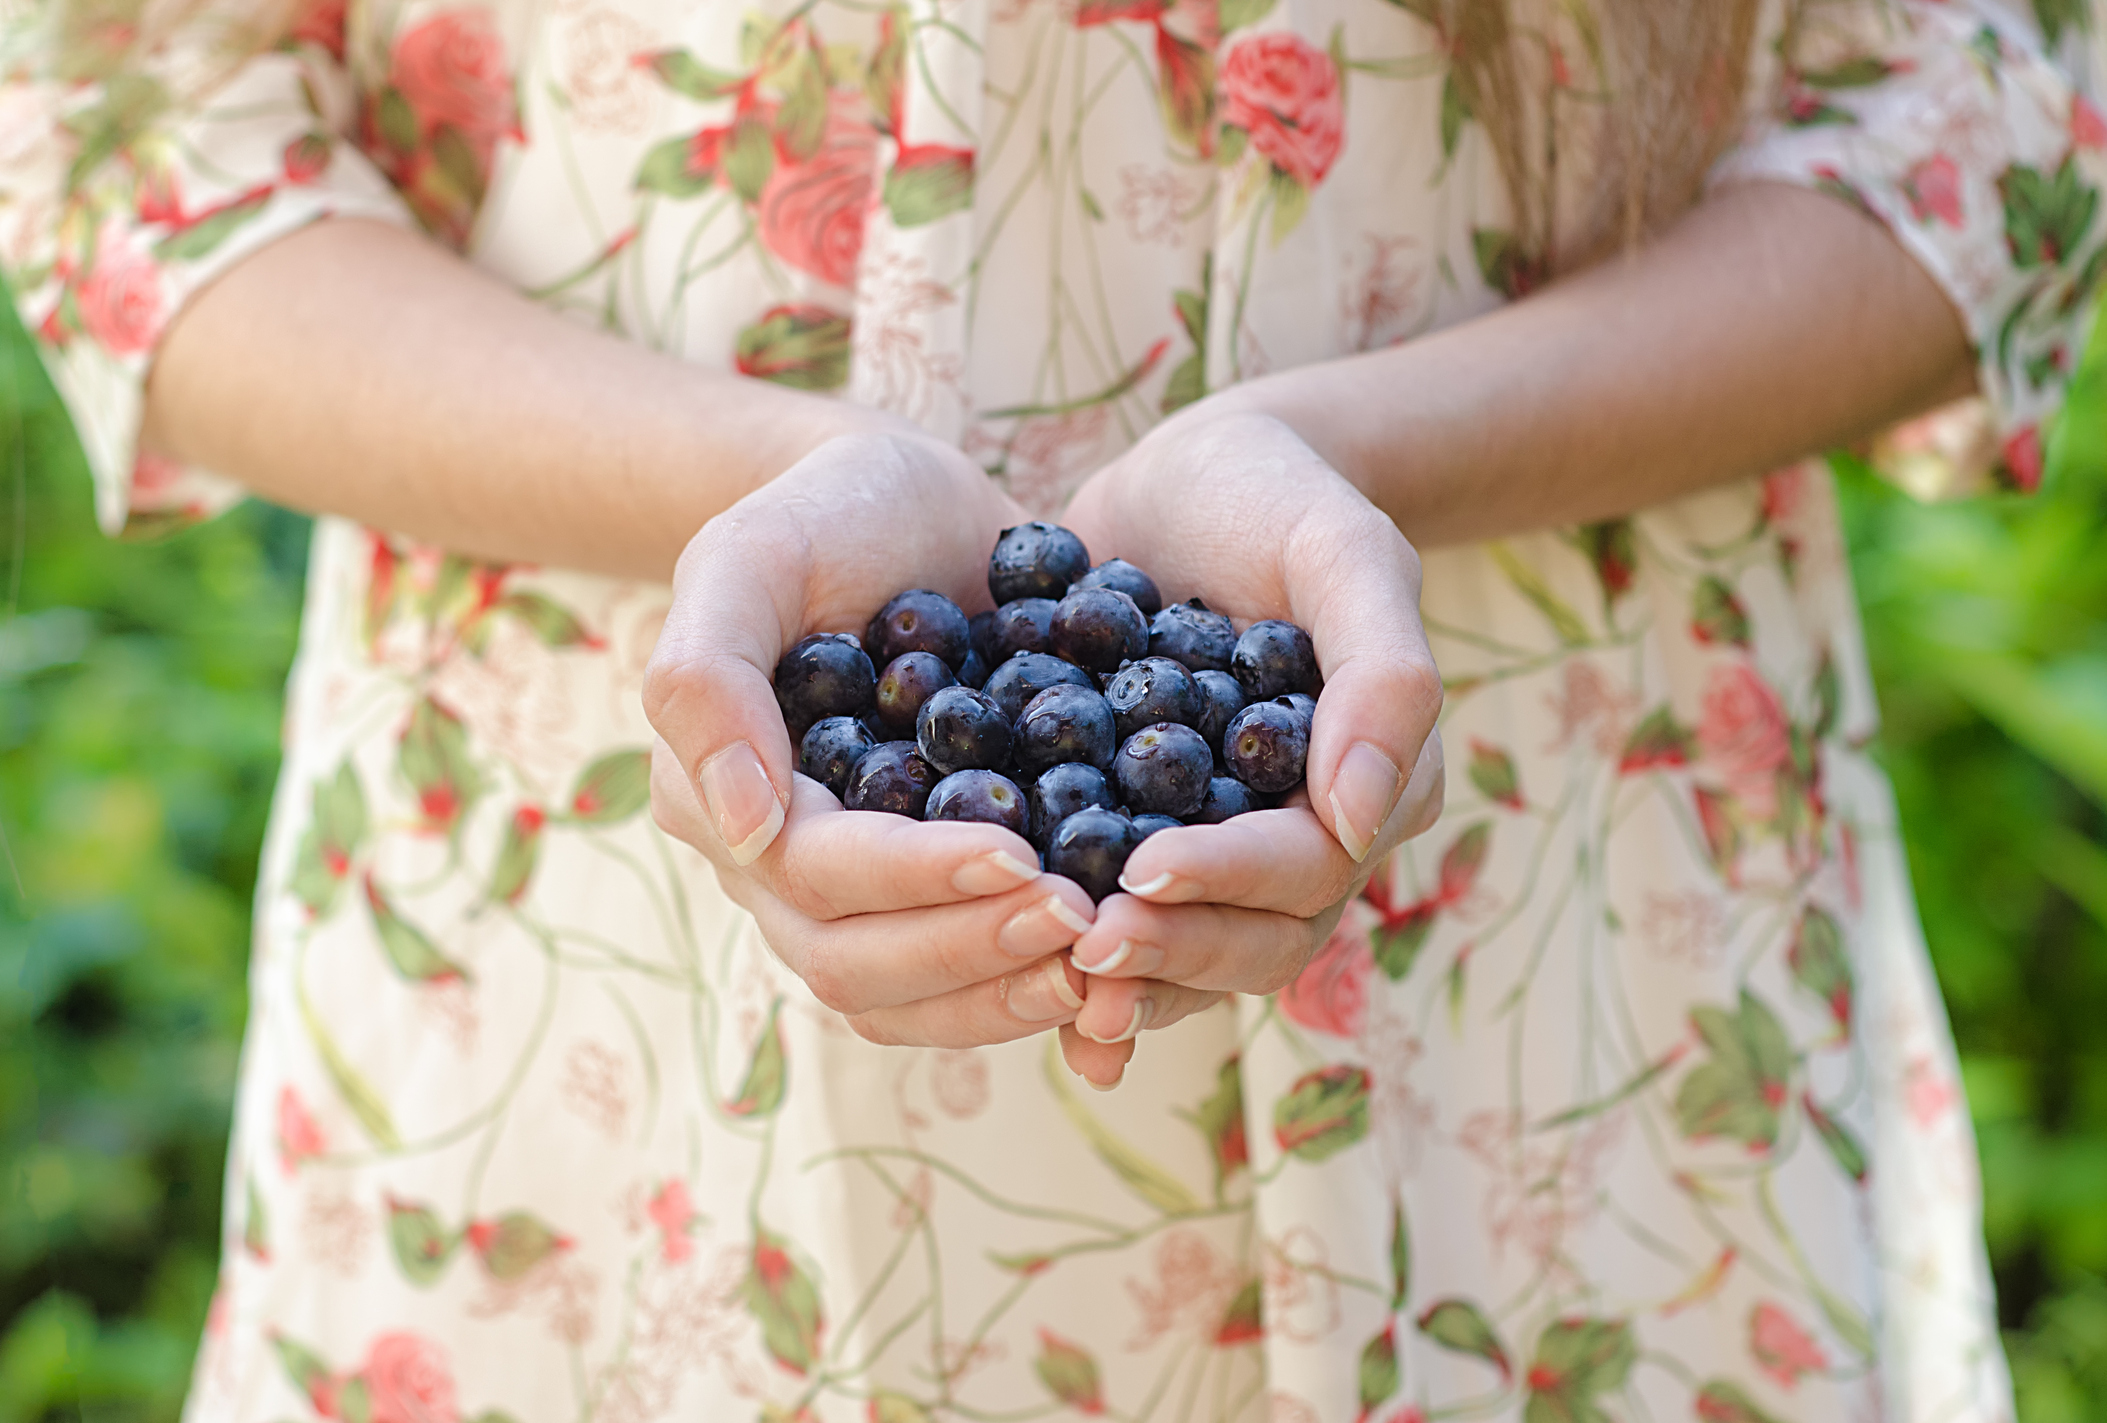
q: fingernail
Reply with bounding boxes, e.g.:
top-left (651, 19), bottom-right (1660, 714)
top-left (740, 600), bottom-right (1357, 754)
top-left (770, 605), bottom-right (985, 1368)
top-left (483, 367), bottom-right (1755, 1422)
top-left (697, 741), bottom-right (784, 866)
top-left (1077, 939), bottom-right (1164, 978)
top-left (998, 895), bottom-right (1094, 957)
top-left (1076, 939), bottom-right (1133, 975)
top-left (1329, 741), bottom-right (1402, 864)
top-left (1079, 998), bottom-right (1154, 1044)
top-left (1005, 957), bottom-right (1086, 1023)
top-left (952, 850), bottom-right (1042, 896)
top-left (1117, 870), bottom-right (1179, 899)
top-left (1084, 1070), bottom-right (1124, 1092)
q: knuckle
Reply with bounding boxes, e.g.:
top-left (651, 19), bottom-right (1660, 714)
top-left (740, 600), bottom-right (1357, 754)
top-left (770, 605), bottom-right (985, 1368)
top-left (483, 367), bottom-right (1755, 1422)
top-left (640, 655), bottom-right (713, 744)
top-left (797, 944), bottom-right (863, 1016)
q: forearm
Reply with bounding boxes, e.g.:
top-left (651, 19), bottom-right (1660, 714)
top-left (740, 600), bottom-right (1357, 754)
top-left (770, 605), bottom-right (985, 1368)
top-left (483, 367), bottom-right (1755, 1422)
top-left (1205, 182), bottom-right (1975, 547)
top-left (142, 218), bottom-right (903, 579)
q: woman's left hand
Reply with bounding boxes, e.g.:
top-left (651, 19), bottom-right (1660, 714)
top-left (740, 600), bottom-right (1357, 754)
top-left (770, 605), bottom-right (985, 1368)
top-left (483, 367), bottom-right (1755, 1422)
top-left (1051, 408), bottom-right (1446, 1082)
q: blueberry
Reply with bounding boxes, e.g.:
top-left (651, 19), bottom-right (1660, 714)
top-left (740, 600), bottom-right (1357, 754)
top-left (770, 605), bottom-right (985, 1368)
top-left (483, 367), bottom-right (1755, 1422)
top-left (1015, 683), bottom-right (1117, 776)
top-left (1148, 598), bottom-right (1236, 672)
top-left (1223, 699), bottom-right (1309, 794)
top-left (983, 651), bottom-right (1098, 723)
top-left (1028, 762), bottom-right (1119, 848)
top-left (774, 633), bottom-right (877, 742)
top-left (874, 651), bottom-right (957, 735)
top-left (968, 609), bottom-right (998, 663)
top-left (916, 685), bottom-right (1013, 774)
top-left (956, 647), bottom-right (992, 690)
top-left (799, 716), bottom-right (878, 800)
top-left (988, 598), bottom-right (1058, 659)
top-left (844, 741), bottom-right (939, 817)
top-left (1189, 774), bottom-right (1264, 824)
top-left (1114, 722), bottom-right (1213, 818)
top-left (990, 521), bottom-right (1092, 604)
top-left (1192, 669), bottom-right (1248, 755)
top-left (1044, 806), bottom-right (1143, 902)
top-left (1282, 691), bottom-right (1317, 725)
top-left (1130, 813), bottom-right (1183, 839)
top-left (1103, 656), bottom-right (1204, 741)
top-left (1051, 587), bottom-right (1149, 673)
top-left (867, 589), bottom-right (973, 670)
top-left (1232, 619), bottom-right (1319, 700)
top-left (1073, 558), bottom-right (1162, 618)
top-left (926, 769), bottom-right (1031, 836)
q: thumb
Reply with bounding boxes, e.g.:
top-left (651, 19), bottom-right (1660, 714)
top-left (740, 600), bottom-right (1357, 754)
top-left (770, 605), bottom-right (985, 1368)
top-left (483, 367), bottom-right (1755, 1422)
top-left (1287, 491), bottom-right (1445, 863)
top-left (643, 502), bottom-right (814, 867)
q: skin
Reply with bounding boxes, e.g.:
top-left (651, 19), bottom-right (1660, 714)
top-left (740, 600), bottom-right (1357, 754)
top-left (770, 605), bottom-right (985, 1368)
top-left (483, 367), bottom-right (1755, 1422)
top-left (145, 181), bottom-right (1972, 1087)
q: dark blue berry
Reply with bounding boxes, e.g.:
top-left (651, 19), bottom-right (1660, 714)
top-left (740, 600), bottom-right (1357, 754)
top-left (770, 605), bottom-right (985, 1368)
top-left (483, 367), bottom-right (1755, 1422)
top-left (1051, 586), bottom-right (1149, 673)
top-left (1028, 762), bottom-right (1118, 848)
top-left (1104, 656), bottom-right (1203, 741)
top-left (1148, 598), bottom-right (1236, 672)
top-left (916, 685), bottom-right (1013, 773)
top-left (867, 589), bottom-right (973, 670)
top-left (1192, 670), bottom-right (1248, 755)
top-left (1189, 774), bottom-right (1264, 824)
top-left (874, 651), bottom-right (956, 735)
top-left (1223, 698), bottom-right (1309, 793)
top-left (1014, 683), bottom-right (1117, 776)
top-left (1282, 691), bottom-right (1316, 725)
top-left (1130, 813), bottom-right (1183, 839)
top-left (1114, 722), bottom-right (1213, 817)
top-left (1074, 558), bottom-right (1162, 618)
top-left (1232, 619), bottom-right (1320, 700)
top-left (990, 521), bottom-right (1091, 604)
top-left (983, 650), bottom-right (1097, 722)
top-left (955, 646), bottom-right (992, 689)
top-left (774, 633), bottom-right (877, 742)
top-left (988, 598), bottom-right (1058, 659)
top-left (799, 716), bottom-right (877, 800)
top-left (968, 609), bottom-right (998, 663)
top-left (1045, 806), bottom-right (1143, 902)
top-left (844, 741), bottom-right (939, 817)
top-left (927, 769), bottom-right (1031, 835)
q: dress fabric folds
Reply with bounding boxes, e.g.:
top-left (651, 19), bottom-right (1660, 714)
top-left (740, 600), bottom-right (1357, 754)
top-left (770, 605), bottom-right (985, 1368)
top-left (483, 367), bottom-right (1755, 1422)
top-left (4, 0), bottom-right (2102, 1417)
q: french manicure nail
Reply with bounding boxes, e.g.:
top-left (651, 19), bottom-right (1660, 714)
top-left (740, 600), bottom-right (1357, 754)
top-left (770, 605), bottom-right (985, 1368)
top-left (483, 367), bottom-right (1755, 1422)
top-left (1006, 957), bottom-right (1085, 1023)
top-left (1085, 1071), bottom-right (1124, 1092)
top-left (951, 850), bottom-right (1042, 896)
top-left (697, 741), bottom-right (785, 866)
top-left (997, 894), bottom-right (1095, 957)
top-left (1077, 939), bottom-right (1134, 975)
top-left (1117, 870), bottom-right (1179, 899)
top-left (1330, 741), bottom-right (1402, 864)
top-left (1079, 998), bottom-right (1154, 1044)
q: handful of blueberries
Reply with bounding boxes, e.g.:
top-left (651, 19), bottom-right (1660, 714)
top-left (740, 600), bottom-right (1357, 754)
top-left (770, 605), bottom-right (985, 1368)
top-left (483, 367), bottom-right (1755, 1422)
top-left (774, 522), bottom-right (1319, 901)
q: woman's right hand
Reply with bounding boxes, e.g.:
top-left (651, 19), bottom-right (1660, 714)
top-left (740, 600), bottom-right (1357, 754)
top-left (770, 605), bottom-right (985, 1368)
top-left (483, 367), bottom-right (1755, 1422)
top-left (643, 430), bottom-right (1108, 1059)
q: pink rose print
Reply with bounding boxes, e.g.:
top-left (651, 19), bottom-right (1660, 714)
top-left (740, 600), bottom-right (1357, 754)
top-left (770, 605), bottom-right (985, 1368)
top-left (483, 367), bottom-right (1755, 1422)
top-left (393, 10), bottom-right (520, 147)
top-left (1905, 1054), bottom-right (1960, 1128)
top-left (1902, 153), bottom-right (1963, 228)
top-left (1220, 35), bottom-right (1344, 187)
top-left (1747, 1301), bottom-right (1827, 1389)
top-left (758, 95), bottom-right (876, 289)
top-left (647, 1178), bottom-right (697, 1262)
top-left (358, 1332), bottom-right (461, 1423)
top-left (1696, 664), bottom-right (1792, 821)
top-left (276, 1085), bottom-right (327, 1174)
top-left (75, 228), bottom-right (165, 357)
top-left (2075, 94), bottom-right (2107, 151)
top-left (1279, 924), bottom-right (1372, 1038)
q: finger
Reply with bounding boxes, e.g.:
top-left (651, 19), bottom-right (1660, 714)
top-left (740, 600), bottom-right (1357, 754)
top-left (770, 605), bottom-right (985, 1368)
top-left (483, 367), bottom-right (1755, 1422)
top-left (747, 874), bottom-right (1098, 1015)
top-left (1071, 893), bottom-right (1342, 996)
top-left (1059, 1025), bottom-right (1135, 1090)
top-left (1112, 806), bottom-right (1355, 916)
top-left (1071, 975), bottom-right (1227, 1045)
top-left (847, 954), bottom-right (1087, 1049)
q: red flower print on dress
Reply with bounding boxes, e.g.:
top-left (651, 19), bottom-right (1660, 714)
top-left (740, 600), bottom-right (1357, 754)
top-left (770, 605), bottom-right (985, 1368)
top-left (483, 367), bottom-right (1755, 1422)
top-left (1696, 664), bottom-right (1792, 821)
top-left (758, 95), bottom-right (876, 289)
top-left (1902, 154), bottom-right (1964, 227)
top-left (1747, 1301), bottom-right (1827, 1389)
top-left (76, 228), bottom-right (165, 357)
top-left (646, 1178), bottom-right (697, 1262)
top-left (2000, 424), bottom-right (2044, 493)
top-left (1220, 35), bottom-right (1344, 187)
top-left (359, 1332), bottom-right (461, 1423)
top-left (393, 10), bottom-right (521, 148)
top-left (1905, 1054), bottom-right (1960, 1127)
top-left (276, 1086), bottom-right (327, 1174)
top-left (2075, 94), bottom-right (2107, 151)
top-left (1279, 923), bottom-right (1372, 1038)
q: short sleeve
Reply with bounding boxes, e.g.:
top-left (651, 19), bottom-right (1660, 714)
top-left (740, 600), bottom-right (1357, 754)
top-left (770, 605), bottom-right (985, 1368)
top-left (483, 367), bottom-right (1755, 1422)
top-left (0, 0), bottom-right (414, 537)
top-left (1715, 0), bottom-right (2107, 495)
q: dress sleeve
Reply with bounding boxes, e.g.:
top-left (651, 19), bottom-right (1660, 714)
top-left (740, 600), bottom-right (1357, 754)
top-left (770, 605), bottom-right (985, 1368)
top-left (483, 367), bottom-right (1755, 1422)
top-left (1714, 0), bottom-right (2107, 495)
top-left (0, 0), bottom-right (414, 536)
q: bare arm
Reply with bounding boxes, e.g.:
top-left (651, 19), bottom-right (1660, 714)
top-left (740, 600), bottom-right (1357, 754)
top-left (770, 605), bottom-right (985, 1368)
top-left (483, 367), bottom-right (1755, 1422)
top-left (141, 218), bottom-right (904, 579)
top-left (1187, 182), bottom-right (1975, 546)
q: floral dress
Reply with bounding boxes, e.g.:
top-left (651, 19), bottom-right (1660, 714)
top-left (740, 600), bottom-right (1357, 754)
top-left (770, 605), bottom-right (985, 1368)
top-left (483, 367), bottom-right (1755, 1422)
top-left (4, 0), bottom-right (2102, 1416)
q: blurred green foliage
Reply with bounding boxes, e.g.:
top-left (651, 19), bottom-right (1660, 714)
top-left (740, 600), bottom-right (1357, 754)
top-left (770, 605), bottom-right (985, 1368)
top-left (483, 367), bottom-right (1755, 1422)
top-left (0, 290), bottom-right (2105, 1422)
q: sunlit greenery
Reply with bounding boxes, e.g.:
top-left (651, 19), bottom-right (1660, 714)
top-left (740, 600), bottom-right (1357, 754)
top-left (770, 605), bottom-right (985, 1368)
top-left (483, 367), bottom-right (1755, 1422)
top-left (1, 290), bottom-right (2104, 1420)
